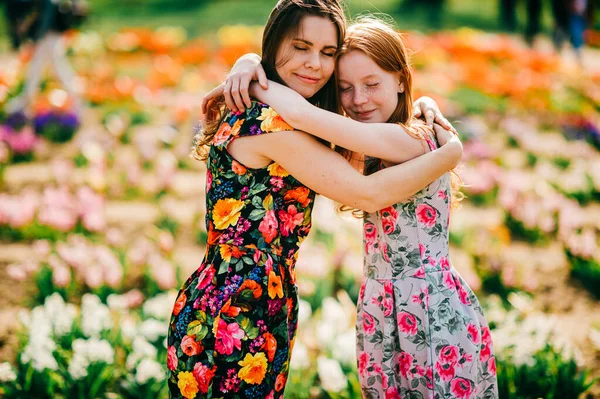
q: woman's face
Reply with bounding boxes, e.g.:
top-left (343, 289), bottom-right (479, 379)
top-left (275, 16), bottom-right (338, 99)
top-left (338, 50), bottom-right (402, 123)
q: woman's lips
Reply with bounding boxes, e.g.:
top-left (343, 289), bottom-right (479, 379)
top-left (295, 73), bottom-right (320, 84)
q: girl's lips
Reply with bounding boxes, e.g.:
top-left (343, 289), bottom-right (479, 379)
top-left (355, 109), bottom-right (376, 120)
top-left (295, 74), bottom-right (320, 84)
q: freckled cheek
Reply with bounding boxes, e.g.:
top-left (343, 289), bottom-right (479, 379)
top-left (340, 93), bottom-right (353, 109)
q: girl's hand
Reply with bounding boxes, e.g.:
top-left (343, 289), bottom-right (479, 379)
top-left (222, 53), bottom-right (267, 113)
top-left (413, 96), bottom-right (457, 134)
top-left (434, 123), bottom-right (458, 147)
top-left (201, 83), bottom-right (225, 121)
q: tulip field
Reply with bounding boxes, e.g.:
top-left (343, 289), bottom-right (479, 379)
top-left (0, 23), bottom-right (599, 399)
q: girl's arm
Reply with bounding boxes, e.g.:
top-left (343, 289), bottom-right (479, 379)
top-left (236, 129), bottom-right (462, 213)
top-left (250, 81), bottom-right (433, 164)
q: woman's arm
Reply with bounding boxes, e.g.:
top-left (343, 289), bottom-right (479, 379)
top-left (250, 81), bottom-right (430, 164)
top-left (241, 130), bottom-right (462, 213)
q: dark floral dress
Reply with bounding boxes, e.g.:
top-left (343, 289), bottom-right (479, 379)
top-left (167, 101), bottom-right (314, 399)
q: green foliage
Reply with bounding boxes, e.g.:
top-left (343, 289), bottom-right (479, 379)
top-left (566, 250), bottom-right (600, 299)
top-left (497, 344), bottom-right (598, 399)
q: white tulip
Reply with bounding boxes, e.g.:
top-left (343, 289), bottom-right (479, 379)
top-left (139, 319), bottom-right (168, 342)
top-left (135, 358), bottom-right (165, 385)
top-left (317, 356), bottom-right (347, 393)
top-left (0, 362), bottom-right (16, 382)
top-left (289, 342), bottom-right (310, 371)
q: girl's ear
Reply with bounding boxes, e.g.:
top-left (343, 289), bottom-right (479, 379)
top-left (398, 81), bottom-right (405, 93)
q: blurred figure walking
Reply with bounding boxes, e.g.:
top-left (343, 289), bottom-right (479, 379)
top-left (4, 0), bottom-right (88, 116)
top-left (552, 0), bottom-right (595, 64)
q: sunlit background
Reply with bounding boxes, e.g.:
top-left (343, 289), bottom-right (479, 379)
top-left (0, 0), bottom-right (599, 398)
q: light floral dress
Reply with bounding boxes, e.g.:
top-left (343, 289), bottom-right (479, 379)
top-left (356, 139), bottom-right (498, 399)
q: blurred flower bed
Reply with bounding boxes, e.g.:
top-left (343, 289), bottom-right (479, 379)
top-left (1, 25), bottom-right (599, 398)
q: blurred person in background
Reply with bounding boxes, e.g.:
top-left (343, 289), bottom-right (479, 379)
top-left (554, 0), bottom-right (596, 63)
top-left (498, 0), bottom-right (543, 45)
top-left (4, 0), bottom-right (88, 116)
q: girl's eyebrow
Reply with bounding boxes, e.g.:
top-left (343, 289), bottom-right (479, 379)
top-left (292, 38), bottom-right (338, 50)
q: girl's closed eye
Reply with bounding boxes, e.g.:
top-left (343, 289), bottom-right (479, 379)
top-left (340, 86), bottom-right (352, 92)
top-left (294, 46), bottom-right (308, 51)
top-left (366, 82), bottom-right (379, 88)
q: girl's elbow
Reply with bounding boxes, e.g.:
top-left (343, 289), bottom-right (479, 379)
top-left (358, 193), bottom-right (385, 213)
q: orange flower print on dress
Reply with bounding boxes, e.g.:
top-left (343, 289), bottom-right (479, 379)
top-left (173, 292), bottom-right (187, 316)
top-left (212, 198), bottom-right (245, 230)
top-left (284, 186), bottom-right (311, 207)
top-left (262, 332), bottom-right (277, 362)
top-left (237, 279), bottom-right (263, 299)
top-left (177, 371), bottom-right (199, 399)
top-left (212, 122), bottom-right (232, 146)
top-left (257, 107), bottom-right (293, 133)
top-left (181, 335), bottom-right (203, 356)
top-left (238, 352), bottom-right (268, 385)
top-left (268, 271), bottom-right (283, 299)
top-left (267, 162), bottom-right (289, 177)
top-left (232, 160), bottom-right (247, 175)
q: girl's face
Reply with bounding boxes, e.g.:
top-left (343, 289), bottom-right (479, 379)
top-left (338, 50), bottom-right (403, 123)
top-left (275, 16), bottom-right (338, 99)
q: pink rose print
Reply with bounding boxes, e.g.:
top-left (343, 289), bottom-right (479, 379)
top-left (397, 311), bottom-right (418, 336)
top-left (416, 203), bottom-right (437, 227)
top-left (364, 222), bottom-right (378, 254)
top-left (398, 351), bottom-right (414, 378)
top-left (450, 377), bottom-right (474, 399)
top-left (467, 323), bottom-right (480, 344)
top-left (363, 313), bottom-right (376, 335)
top-left (435, 360), bottom-right (456, 381)
top-left (215, 319), bottom-right (245, 355)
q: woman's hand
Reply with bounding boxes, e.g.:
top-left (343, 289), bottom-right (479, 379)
top-left (413, 96), bottom-right (457, 134)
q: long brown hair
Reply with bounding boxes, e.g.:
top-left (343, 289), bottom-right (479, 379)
top-left (337, 17), bottom-right (463, 216)
top-left (191, 0), bottom-right (347, 162)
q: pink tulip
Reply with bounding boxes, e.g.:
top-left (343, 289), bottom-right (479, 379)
top-left (57, 238), bottom-right (89, 271)
top-left (51, 159), bottom-right (74, 186)
top-left (7, 264), bottom-right (27, 281)
top-left (149, 254), bottom-right (176, 290)
top-left (84, 265), bottom-right (104, 288)
top-left (52, 263), bottom-right (72, 288)
top-left (158, 231), bottom-right (175, 253)
top-left (105, 228), bottom-right (125, 247)
top-left (156, 151), bottom-right (177, 188)
top-left (4, 126), bottom-right (38, 154)
top-left (33, 240), bottom-right (52, 258)
top-left (82, 211), bottom-right (106, 232)
top-left (96, 246), bottom-right (123, 288)
top-left (122, 289), bottom-right (144, 308)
